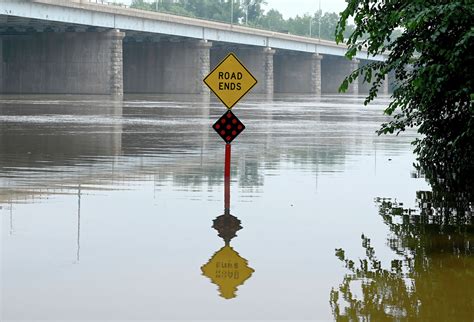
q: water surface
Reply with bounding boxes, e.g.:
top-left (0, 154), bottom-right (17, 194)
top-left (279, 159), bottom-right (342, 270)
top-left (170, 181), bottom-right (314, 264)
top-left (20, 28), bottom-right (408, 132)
top-left (1, 94), bottom-right (471, 321)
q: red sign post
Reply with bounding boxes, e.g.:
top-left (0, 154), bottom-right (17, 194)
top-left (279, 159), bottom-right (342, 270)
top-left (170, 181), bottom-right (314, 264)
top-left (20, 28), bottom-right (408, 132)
top-left (204, 53), bottom-right (256, 212)
top-left (224, 143), bottom-right (231, 210)
top-left (201, 54), bottom-right (257, 299)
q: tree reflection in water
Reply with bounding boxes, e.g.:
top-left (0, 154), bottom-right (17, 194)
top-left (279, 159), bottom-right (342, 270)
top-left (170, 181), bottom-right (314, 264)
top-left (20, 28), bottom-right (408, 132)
top-left (330, 165), bottom-right (474, 321)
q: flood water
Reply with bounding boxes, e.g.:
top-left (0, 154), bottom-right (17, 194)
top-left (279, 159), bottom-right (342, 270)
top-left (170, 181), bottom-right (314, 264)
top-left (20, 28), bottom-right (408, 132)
top-left (1, 94), bottom-right (472, 321)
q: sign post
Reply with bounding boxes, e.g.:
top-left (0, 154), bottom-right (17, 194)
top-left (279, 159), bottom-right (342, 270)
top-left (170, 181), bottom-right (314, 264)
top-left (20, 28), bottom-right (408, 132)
top-left (224, 143), bottom-right (231, 210)
top-left (204, 52), bottom-right (257, 208)
top-left (201, 53), bottom-right (257, 298)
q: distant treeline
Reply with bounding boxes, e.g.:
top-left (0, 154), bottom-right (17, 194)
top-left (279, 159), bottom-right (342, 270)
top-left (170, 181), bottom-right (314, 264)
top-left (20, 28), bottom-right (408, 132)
top-left (129, 0), bottom-right (356, 41)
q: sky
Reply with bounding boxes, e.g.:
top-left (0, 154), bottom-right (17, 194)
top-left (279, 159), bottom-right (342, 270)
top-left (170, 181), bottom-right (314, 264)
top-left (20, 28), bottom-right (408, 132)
top-left (263, 0), bottom-right (348, 18)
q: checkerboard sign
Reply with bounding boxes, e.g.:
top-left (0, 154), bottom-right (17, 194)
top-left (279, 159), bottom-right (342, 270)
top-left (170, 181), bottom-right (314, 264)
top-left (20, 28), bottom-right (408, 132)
top-left (212, 110), bottom-right (245, 144)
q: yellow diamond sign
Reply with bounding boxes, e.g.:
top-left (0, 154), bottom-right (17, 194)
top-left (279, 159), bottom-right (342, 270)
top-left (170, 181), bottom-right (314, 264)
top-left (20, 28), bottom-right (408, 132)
top-left (201, 245), bottom-right (254, 299)
top-left (203, 53), bottom-right (257, 109)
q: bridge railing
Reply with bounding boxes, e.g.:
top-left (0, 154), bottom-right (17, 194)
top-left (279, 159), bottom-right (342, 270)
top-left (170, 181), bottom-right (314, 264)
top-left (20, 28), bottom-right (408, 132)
top-left (87, 0), bottom-right (129, 8)
top-left (83, 0), bottom-right (334, 42)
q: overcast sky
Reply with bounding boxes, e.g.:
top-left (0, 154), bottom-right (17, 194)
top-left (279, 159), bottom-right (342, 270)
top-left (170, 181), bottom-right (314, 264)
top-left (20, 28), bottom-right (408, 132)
top-left (264, 0), bottom-right (348, 18)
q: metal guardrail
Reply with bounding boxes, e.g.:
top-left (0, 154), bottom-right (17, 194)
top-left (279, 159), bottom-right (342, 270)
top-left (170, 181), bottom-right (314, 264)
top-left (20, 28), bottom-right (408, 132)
top-left (84, 0), bottom-right (332, 41)
top-left (87, 0), bottom-right (129, 8)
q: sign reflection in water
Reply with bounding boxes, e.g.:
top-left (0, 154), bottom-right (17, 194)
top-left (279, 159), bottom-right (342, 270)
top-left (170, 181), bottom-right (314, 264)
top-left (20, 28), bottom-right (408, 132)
top-left (201, 149), bottom-right (254, 299)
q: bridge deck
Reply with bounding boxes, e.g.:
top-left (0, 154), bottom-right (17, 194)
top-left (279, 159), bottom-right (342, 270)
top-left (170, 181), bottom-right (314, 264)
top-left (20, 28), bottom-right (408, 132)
top-left (0, 0), bottom-right (385, 61)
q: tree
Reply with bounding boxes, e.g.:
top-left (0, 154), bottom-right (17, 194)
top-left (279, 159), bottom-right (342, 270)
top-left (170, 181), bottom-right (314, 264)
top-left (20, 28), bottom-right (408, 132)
top-left (241, 0), bottom-right (266, 25)
top-left (130, 0), bottom-right (153, 11)
top-left (132, 0), bottom-right (244, 23)
top-left (336, 1), bottom-right (474, 174)
top-left (319, 12), bottom-right (339, 39)
top-left (130, 1), bottom-right (355, 42)
top-left (287, 14), bottom-right (313, 37)
top-left (257, 9), bottom-right (287, 33)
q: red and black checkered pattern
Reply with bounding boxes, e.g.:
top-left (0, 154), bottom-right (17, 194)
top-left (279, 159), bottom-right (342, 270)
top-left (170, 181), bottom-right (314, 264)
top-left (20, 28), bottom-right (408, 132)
top-left (212, 110), bottom-right (245, 144)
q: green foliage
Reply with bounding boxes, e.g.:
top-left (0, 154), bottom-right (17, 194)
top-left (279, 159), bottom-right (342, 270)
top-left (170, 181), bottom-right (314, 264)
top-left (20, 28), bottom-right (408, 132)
top-left (336, 0), bottom-right (474, 172)
top-left (131, 0), bottom-right (252, 23)
top-left (255, 9), bottom-right (287, 32)
top-left (254, 9), bottom-right (353, 40)
top-left (287, 14), bottom-right (313, 36)
top-left (242, 0), bottom-right (266, 24)
top-left (130, 0), bottom-right (355, 41)
top-left (130, 0), bottom-right (152, 11)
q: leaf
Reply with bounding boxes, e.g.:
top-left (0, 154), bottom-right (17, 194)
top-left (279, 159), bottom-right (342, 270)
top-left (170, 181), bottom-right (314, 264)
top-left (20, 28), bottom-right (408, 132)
top-left (339, 79), bottom-right (349, 93)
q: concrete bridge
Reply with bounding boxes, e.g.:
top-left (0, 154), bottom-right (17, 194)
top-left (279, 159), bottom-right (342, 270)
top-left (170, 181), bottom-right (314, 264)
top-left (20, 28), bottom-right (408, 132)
top-left (0, 0), bottom-right (389, 98)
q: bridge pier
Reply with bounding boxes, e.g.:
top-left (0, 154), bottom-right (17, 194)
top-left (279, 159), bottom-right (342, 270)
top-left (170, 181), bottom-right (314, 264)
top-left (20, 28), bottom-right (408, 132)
top-left (0, 38), bottom-right (3, 92)
top-left (123, 39), bottom-right (211, 94)
top-left (311, 54), bottom-right (323, 95)
top-left (197, 40), bottom-right (212, 94)
top-left (109, 30), bottom-right (125, 97)
top-left (321, 55), bottom-right (359, 94)
top-left (357, 59), bottom-right (371, 95)
top-left (211, 46), bottom-right (274, 95)
top-left (357, 60), bottom-right (394, 96)
top-left (274, 52), bottom-right (322, 94)
top-left (263, 47), bottom-right (275, 95)
top-left (382, 74), bottom-right (389, 95)
top-left (0, 1), bottom-right (391, 98)
top-left (349, 59), bottom-right (360, 95)
top-left (0, 29), bottom-right (125, 97)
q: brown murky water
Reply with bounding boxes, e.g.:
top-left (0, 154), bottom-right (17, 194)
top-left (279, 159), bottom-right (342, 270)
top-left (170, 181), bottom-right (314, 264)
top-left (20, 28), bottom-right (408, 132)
top-left (1, 94), bottom-right (472, 321)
